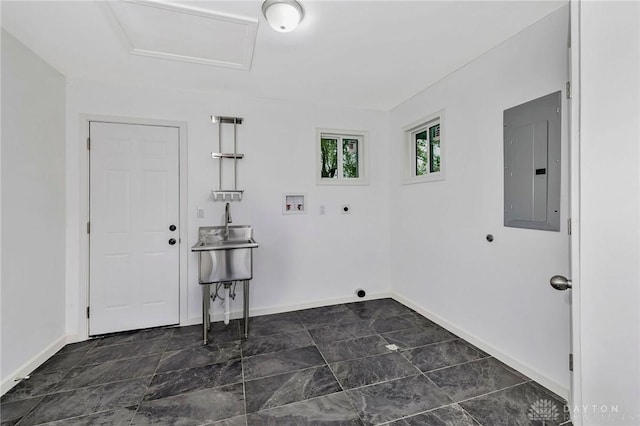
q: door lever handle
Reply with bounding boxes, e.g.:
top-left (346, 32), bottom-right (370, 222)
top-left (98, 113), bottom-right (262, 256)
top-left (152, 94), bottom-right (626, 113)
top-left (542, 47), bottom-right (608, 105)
top-left (550, 275), bottom-right (572, 291)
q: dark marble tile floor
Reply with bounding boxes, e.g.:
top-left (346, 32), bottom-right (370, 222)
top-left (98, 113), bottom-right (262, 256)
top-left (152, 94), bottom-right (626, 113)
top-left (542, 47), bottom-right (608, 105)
top-left (1, 298), bottom-right (570, 425)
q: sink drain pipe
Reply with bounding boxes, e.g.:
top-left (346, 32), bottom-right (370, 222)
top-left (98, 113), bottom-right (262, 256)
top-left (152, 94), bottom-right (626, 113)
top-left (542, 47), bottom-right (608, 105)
top-left (223, 282), bottom-right (236, 325)
top-left (212, 282), bottom-right (236, 325)
top-left (224, 286), bottom-right (231, 324)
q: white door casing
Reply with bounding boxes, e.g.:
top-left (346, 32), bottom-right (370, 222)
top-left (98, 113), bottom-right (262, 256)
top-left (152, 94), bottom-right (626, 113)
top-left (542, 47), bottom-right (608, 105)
top-left (89, 121), bottom-right (180, 335)
top-left (568, 0), bottom-right (582, 422)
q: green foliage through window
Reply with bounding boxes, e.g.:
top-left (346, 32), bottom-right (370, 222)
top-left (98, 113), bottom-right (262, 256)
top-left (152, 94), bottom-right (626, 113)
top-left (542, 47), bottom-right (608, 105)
top-left (319, 133), bottom-right (364, 182)
top-left (430, 124), bottom-right (441, 173)
top-left (415, 130), bottom-right (428, 176)
top-left (342, 139), bottom-right (359, 178)
top-left (321, 138), bottom-right (338, 178)
top-left (413, 122), bottom-right (440, 177)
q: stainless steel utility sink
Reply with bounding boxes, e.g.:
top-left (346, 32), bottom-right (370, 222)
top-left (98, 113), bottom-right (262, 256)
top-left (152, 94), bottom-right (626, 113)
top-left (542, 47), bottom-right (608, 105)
top-left (191, 225), bottom-right (258, 344)
top-left (192, 225), bottom-right (258, 252)
top-left (192, 225), bottom-right (258, 284)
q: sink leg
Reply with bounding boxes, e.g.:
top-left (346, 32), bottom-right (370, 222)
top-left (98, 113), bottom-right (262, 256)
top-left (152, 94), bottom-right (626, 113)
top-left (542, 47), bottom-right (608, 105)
top-left (243, 280), bottom-right (250, 339)
top-left (202, 284), bottom-right (210, 345)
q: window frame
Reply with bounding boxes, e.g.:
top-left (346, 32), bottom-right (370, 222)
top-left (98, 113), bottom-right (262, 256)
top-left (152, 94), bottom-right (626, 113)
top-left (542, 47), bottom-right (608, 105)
top-left (402, 110), bottom-right (445, 184)
top-left (316, 128), bottom-right (369, 186)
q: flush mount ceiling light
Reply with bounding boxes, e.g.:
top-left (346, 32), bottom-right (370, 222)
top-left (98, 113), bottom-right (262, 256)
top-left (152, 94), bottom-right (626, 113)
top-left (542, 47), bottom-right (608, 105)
top-left (262, 0), bottom-right (304, 33)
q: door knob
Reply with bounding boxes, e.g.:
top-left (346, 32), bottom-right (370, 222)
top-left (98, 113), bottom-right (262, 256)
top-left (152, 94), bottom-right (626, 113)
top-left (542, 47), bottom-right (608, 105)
top-left (169, 225), bottom-right (176, 231)
top-left (168, 238), bottom-right (176, 246)
top-left (550, 275), bottom-right (572, 291)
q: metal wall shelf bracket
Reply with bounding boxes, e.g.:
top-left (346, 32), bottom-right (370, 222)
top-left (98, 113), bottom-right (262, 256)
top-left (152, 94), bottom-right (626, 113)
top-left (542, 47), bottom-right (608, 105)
top-left (211, 116), bottom-right (243, 125)
top-left (211, 115), bottom-right (245, 202)
top-left (211, 190), bottom-right (244, 202)
top-left (212, 153), bottom-right (245, 159)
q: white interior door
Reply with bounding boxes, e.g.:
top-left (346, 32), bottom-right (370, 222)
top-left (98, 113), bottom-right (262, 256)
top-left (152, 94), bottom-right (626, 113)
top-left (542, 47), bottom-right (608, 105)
top-left (89, 121), bottom-right (180, 335)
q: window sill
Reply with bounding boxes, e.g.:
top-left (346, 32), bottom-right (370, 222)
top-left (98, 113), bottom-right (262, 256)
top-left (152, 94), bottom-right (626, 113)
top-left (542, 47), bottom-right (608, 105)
top-left (317, 178), bottom-right (370, 186)
top-left (402, 173), bottom-right (445, 185)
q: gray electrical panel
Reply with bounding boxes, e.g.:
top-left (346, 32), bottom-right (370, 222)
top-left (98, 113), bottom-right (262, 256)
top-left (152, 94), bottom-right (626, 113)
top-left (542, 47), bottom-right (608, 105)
top-left (504, 91), bottom-right (561, 232)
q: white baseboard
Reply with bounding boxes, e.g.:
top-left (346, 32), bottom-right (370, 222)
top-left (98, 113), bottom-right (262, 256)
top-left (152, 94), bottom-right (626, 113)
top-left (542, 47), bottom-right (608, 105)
top-left (1, 334), bottom-right (70, 396)
top-left (391, 292), bottom-right (569, 400)
top-left (186, 291), bottom-right (394, 326)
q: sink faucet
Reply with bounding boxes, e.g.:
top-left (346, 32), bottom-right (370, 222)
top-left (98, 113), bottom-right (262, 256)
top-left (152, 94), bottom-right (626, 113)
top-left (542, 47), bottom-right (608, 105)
top-left (224, 202), bottom-right (232, 240)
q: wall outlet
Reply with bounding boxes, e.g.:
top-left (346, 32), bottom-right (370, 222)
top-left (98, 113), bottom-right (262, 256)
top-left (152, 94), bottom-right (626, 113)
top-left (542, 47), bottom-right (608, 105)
top-left (197, 207), bottom-right (204, 218)
top-left (341, 204), bottom-right (351, 214)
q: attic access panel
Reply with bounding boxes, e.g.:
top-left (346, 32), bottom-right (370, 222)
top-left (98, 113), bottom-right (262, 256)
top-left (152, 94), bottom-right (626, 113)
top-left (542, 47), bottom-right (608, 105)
top-left (504, 91), bottom-right (561, 232)
top-left (108, 1), bottom-right (258, 70)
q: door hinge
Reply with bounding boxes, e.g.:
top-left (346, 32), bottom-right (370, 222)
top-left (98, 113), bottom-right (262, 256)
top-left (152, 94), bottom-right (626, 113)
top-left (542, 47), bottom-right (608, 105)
top-left (566, 81), bottom-right (571, 100)
top-left (86, 306), bottom-right (90, 319)
top-left (87, 222), bottom-right (90, 234)
top-left (568, 218), bottom-right (572, 235)
top-left (569, 353), bottom-right (573, 371)
top-left (87, 137), bottom-right (91, 150)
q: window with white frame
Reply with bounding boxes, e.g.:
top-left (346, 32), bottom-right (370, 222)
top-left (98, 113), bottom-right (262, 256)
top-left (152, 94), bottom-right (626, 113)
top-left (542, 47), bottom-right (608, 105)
top-left (316, 129), bottom-right (368, 185)
top-left (404, 112), bottom-right (444, 183)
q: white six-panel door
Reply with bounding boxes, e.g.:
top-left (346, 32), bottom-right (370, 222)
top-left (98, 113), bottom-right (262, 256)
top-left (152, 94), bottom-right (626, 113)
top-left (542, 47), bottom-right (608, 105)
top-left (89, 122), bottom-right (180, 335)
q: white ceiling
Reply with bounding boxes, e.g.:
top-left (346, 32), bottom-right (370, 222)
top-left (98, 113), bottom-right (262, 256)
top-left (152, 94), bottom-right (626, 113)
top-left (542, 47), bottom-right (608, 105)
top-left (1, 0), bottom-right (566, 110)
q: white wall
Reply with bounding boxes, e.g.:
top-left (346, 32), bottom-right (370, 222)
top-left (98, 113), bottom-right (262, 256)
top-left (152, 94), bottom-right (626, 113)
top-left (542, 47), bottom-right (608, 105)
top-left (578, 1), bottom-right (640, 424)
top-left (1, 31), bottom-right (67, 391)
top-left (389, 6), bottom-right (571, 396)
top-left (65, 80), bottom-right (391, 337)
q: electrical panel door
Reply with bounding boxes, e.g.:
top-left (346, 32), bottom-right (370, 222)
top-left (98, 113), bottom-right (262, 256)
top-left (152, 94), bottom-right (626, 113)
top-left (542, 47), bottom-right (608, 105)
top-left (504, 91), bottom-right (561, 231)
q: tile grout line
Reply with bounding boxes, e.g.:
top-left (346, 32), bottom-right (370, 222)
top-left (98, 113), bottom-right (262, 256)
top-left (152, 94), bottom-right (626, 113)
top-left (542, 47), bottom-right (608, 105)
top-left (76, 339), bottom-right (174, 368)
top-left (9, 394), bottom-right (45, 426)
top-left (244, 360), bottom-right (331, 384)
top-left (345, 371), bottom-right (426, 394)
top-left (11, 333), bottom-right (174, 425)
top-left (20, 406), bottom-right (136, 426)
top-left (244, 386), bottom-right (356, 419)
top-left (309, 326), bottom-right (379, 346)
top-left (460, 405), bottom-right (485, 426)
top-left (417, 353), bottom-right (496, 375)
top-left (2, 364), bottom-right (77, 405)
top-left (456, 379), bottom-right (534, 405)
top-left (339, 329), bottom-right (452, 424)
top-left (233, 318), bottom-right (249, 426)
top-left (379, 335), bottom-right (460, 351)
top-left (43, 374), bottom-right (158, 397)
top-left (395, 340), bottom-right (425, 375)
top-left (129, 332), bottom-right (174, 425)
top-left (419, 371), bottom-right (459, 411)
top-left (395, 336), bottom-right (485, 355)
top-left (415, 354), bottom-right (534, 417)
top-left (307, 304), bottom-right (367, 425)
top-left (329, 346), bottom-right (418, 370)
top-left (88, 329), bottom-right (175, 351)
top-left (140, 335), bottom-right (247, 402)
top-left (375, 401), bottom-right (478, 425)
top-left (418, 362), bottom-right (534, 415)
top-left (239, 335), bottom-right (249, 426)
top-left (453, 380), bottom-right (547, 426)
top-left (317, 334), bottom-right (398, 365)
top-left (241, 329), bottom-right (314, 359)
top-left (150, 354), bottom-right (244, 377)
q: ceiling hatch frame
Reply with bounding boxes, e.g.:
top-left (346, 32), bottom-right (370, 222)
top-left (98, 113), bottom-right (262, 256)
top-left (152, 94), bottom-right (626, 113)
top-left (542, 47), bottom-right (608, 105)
top-left (107, 0), bottom-right (258, 70)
